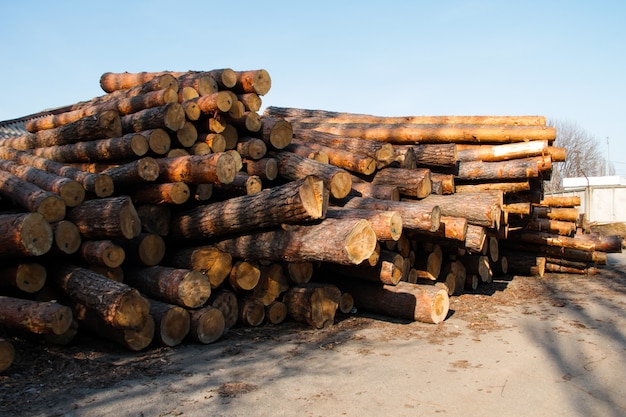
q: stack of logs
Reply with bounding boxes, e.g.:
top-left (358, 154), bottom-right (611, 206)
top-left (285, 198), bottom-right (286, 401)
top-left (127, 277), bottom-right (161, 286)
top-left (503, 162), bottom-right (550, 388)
top-left (0, 69), bottom-right (622, 372)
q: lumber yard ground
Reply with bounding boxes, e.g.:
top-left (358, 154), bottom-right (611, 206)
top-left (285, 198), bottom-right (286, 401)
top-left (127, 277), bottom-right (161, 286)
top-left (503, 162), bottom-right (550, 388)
top-left (2, 252), bottom-right (625, 417)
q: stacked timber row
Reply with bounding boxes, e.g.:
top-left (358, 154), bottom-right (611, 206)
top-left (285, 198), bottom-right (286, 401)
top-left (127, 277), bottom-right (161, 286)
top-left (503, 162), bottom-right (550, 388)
top-left (264, 106), bottom-right (623, 295)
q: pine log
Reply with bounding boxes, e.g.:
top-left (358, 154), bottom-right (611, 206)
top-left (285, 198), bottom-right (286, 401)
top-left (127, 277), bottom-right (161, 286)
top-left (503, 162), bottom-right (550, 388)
top-left (228, 260), bottom-right (261, 293)
top-left (292, 127), bottom-right (396, 167)
top-left (454, 157), bottom-right (547, 182)
top-left (0, 263), bottom-right (47, 293)
top-left (508, 229), bottom-right (597, 251)
top-left (456, 140), bottom-right (549, 162)
top-left (538, 196), bottom-right (581, 207)
top-left (52, 265), bottom-right (150, 329)
top-left (420, 191), bottom-right (502, 228)
top-left (270, 150), bottom-right (352, 199)
top-left (0, 212), bottom-right (53, 257)
top-left (245, 157), bottom-right (278, 181)
top-left (231, 69), bottom-right (271, 95)
top-left (570, 233), bottom-right (623, 253)
top-left (163, 245), bottom-right (232, 289)
top-left (156, 153), bottom-right (236, 185)
top-left (291, 139), bottom-right (376, 175)
top-left (94, 157), bottom-right (160, 185)
top-left (213, 218), bottom-right (377, 266)
top-left (0, 159), bottom-right (85, 207)
top-left (264, 107), bottom-right (546, 126)
top-left (98, 72), bottom-right (179, 93)
top-left (320, 249), bottom-right (406, 285)
top-left (439, 260), bottom-right (468, 295)
top-left (525, 218), bottom-right (577, 236)
top-left (208, 289), bottom-right (238, 330)
top-left (464, 224), bottom-right (487, 253)
top-left (394, 144), bottom-right (458, 168)
top-left (229, 111), bottom-right (262, 134)
top-left (236, 137), bottom-right (267, 160)
top-left (0, 296), bottom-right (72, 335)
top-left (149, 299), bottom-right (190, 347)
top-left (265, 300), bottom-right (288, 324)
top-left (67, 196), bottom-right (141, 240)
top-left (372, 167), bottom-right (432, 199)
top-left (78, 240), bottom-right (125, 268)
top-left (0, 147), bottom-right (113, 197)
top-left (129, 182), bottom-right (190, 206)
top-left (286, 262), bottom-right (315, 285)
top-left (545, 263), bottom-right (597, 275)
top-left (0, 338), bottom-right (15, 372)
top-left (124, 266), bottom-right (211, 309)
top-left (284, 283), bottom-right (341, 329)
top-left (410, 216), bottom-right (468, 242)
top-left (429, 173), bottom-right (455, 195)
top-left (339, 280), bottom-right (449, 324)
top-left (187, 306), bottom-right (225, 344)
top-left (0, 170), bottom-right (66, 222)
top-left (343, 197), bottom-right (441, 232)
top-left (504, 253), bottom-right (546, 277)
top-left (325, 207), bottom-right (403, 241)
top-left (252, 263), bottom-right (290, 306)
top-left (198, 133), bottom-right (226, 153)
top-left (412, 244), bottom-right (443, 281)
top-left (289, 121), bottom-right (556, 144)
top-left (460, 255), bottom-right (492, 283)
top-left (284, 142), bottom-right (329, 163)
top-left (532, 206), bottom-right (580, 222)
top-left (212, 172), bottom-right (262, 197)
top-left (120, 102), bottom-right (186, 133)
top-left (455, 181), bottom-right (530, 194)
top-left (394, 145), bottom-right (417, 169)
top-left (137, 204), bottom-right (170, 236)
top-left (76, 306), bottom-right (155, 351)
top-left (115, 233), bottom-right (166, 266)
top-left (500, 241), bottom-right (606, 264)
top-left (170, 176), bottom-right (327, 240)
top-left (238, 297), bottom-right (266, 326)
top-left (349, 177), bottom-right (400, 201)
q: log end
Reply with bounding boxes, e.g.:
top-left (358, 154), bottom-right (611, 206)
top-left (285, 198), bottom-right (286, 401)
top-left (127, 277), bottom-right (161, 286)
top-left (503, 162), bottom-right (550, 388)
top-left (330, 171), bottom-right (353, 200)
top-left (267, 119), bottom-right (293, 150)
top-left (164, 103), bottom-right (186, 131)
top-left (190, 306), bottom-right (225, 344)
top-left (158, 306), bottom-right (191, 347)
top-left (59, 181), bottom-right (86, 208)
top-left (425, 287), bottom-right (450, 324)
top-left (112, 289), bottom-right (151, 330)
top-left (123, 315), bottom-right (155, 351)
top-left (215, 152), bottom-right (237, 184)
top-left (21, 213), bottom-right (54, 256)
top-left (51, 303), bottom-right (74, 335)
top-left (38, 195), bottom-right (66, 223)
top-left (345, 219), bottom-right (378, 265)
top-left (299, 176), bottom-right (327, 220)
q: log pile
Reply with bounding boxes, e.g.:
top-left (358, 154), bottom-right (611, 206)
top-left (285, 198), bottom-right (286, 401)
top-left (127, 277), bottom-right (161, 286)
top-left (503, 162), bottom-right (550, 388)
top-left (0, 70), bottom-right (622, 371)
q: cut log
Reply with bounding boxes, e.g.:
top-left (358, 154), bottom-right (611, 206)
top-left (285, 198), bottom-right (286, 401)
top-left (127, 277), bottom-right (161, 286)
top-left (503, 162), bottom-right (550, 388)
top-left (394, 144), bottom-right (458, 168)
top-left (88, 265), bottom-right (124, 282)
top-left (187, 306), bottom-right (225, 344)
top-left (236, 137), bottom-right (267, 160)
top-left (129, 182), bottom-right (190, 206)
top-left (170, 176), bottom-right (327, 240)
top-left (291, 139), bottom-right (376, 175)
top-left (525, 218), bottom-right (577, 236)
top-left (0, 147), bottom-right (114, 197)
top-left (78, 240), bottom-right (126, 268)
top-left (573, 233), bottom-right (623, 253)
top-left (252, 263), bottom-right (290, 306)
top-left (420, 191), bottom-right (502, 228)
top-left (460, 255), bottom-right (492, 283)
top-left (454, 156), bottom-right (549, 182)
top-left (439, 260), bottom-right (467, 295)
top-left (51, 264), bottom-right (150, 329)
top-left (76, 306), bottom-right (155, 351)
top-left (284, 283), bottom-right (341, 329)
top-left (228, 260), bottom-right (261, 293)
top-left (238, 298), bottom-right (265, 326)
top-left (136, 204), bottom-right (171, 236)
top-left (198, 132), bottom-right (226, 153)
top-left (67, 196), bottom-right (141, 240)
top-left (115, 233), bottom-right (166, 266)
top-left (232, 69), bottom-right (272, 95)
top-left (270, 150), bottom-right (352, 199)
top-left (120, 102), bottom-right (186, 133)
top-left (123, 266), bottom-right (211, 309)
top-left (372, 168), bottom-right (432, 198)
top-left (456, 140), bottom-right (549, 162)
top-left (504, 252), bottom-right (546, 277)
top-left (508, 230), bottom-right (596, 251)
top-left (208, 289), bottom-right (238, 330)
top-left (532, 206), bottom-right (580, 222)
top-left (337, 280), bottom-right (449, 324)
top-left (164, 245), bottom-right (233, 289)
top-left (429, 173), bottom-right (455, 195)
top-left (0, 159), bottom-right (85, 207)
top-left (213, 217), bottom-right (377, 266)
top-left (245, 157), bottom-right (278, 181)
top-left (286, 262), bottom-right (314, 284)
top-left (0, 338), bottom-right (15, 372)
top-left (0, 296), bottom-right (72, 335)
top-left (192, 91), bottom-right (233, 114)
top-left (455, 181), bottom-right (530, 194)
top-left (412, 244), bottom-right (443, 281)
top-left (156, 153), bottom-right (236, 185)
top-left (265, 300), bottom-right (288, 324)
top-left (0, 169), bottom-right (66, 222)
top-left (98, 72), bottom-right (179, 93)
top-left (0, 263), bottom-right (47, 293)
top-left (97, 157), bottom-right (160, 185)
top-left (538, 196), bottom-right (581, 207)
top-left (343, 197), bottom-right (441, 232)
top-left (325, 207), bottom-right (403, 241)
top-left (0, 212), bottom-right (53, 257)
top-left (320, 249), bottom-right (406, 285)
top-left (149, 299), bottom-right (190, 347)
top-left (349, 176), bottom-right (400, 201)
top-left (212, 172), bottom-right (262, 197)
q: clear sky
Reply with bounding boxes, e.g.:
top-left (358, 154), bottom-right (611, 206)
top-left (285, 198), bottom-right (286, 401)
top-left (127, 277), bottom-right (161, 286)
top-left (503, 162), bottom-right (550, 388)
top-left (1, 1), bottom-right (625, 175)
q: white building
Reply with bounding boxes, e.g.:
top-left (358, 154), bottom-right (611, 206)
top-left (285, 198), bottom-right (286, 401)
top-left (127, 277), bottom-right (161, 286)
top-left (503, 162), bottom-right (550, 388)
top-left (553, 176), bottom-right (626, 224)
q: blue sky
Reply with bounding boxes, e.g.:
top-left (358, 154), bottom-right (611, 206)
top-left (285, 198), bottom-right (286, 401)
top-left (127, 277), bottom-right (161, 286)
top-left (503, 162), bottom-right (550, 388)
top-left (1, 1), bottom-right (625, 175)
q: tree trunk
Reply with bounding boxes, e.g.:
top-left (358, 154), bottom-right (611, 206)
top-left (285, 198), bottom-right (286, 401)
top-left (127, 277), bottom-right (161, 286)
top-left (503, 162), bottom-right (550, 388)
top-left (455, 156), bottom-right (549, 181)
top-left (213, 218), bottom-right (377, 266)
top-left (208, 289), bottom-right (238, 330)
top-left (128, 182), bottom-right (190, 206)
top-left (67, 196), bottom-right (141, 240)
top-left (0, 159), bottom-right (85, 207)
top-left (503, 252), bottom-right (546, 277)
top-left (123, 266), bottom-right (212, 309)
top-left (372, 168), bottom-right (432, 199)
top-left (98, 72), bottom-right (179, 93)
top-left (78, 240), bottom-right (126, 268)
top-left (420, 191), bottom-right (502, 228)
top-left (187, 306), bottom-right (225, 344)
top-left (291, 139), bottom-right (376, 175)
top-left (245, 157), bottom-right (278, 181)
top-left (394, 144), bottom-right (458, 168)
top-left (0, 212), bottom-right (53, 257)
top-left (95, 157), bottom-right (160, 185)
top-left (0, 170), bottom-right (66, 223)
top-left (284, 283), bottom-right (341, 329)
top-left (0, 296), bottom-right (72, 336)
top-left (336, 280), bottom-right (449, 324)
top-left (325, 207), bottom-right (403, 242)
top-left (343, 197), bottom-right (441, 232)
top-left (170, 176), bottom-right (327, 240)
top-left (538, 196), bottom-right (581, 207)
top-left (232, 69), bottom-right (272, 95)
top-left (51, 264), bottom-right (150, 330)
top-left (156, 153), bottom-right (236, 185)
top-left (163, 245), bottom-right (233, 289)
top-left (149, 299), bottom-right (190, 347)
top-left (532, 206), bottom-right (580, 222)
top-left (120, 102), bottom-right (186, 133)
top-left (0, 147), bottom-right (113, 197)
top-left (320, 249), bottom-right (406, 285)
top-left (0, 263), bottom-right (47, 293)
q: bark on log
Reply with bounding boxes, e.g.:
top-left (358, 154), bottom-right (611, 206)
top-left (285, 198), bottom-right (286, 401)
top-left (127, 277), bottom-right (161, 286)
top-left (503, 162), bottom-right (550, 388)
top-left (123, 266), bottom-right (211, 309)
top-left (120, 102), bottom-right (186, 133)
top-left (156, 153), bottom-right (236, 185)
top-left (320, 249), bottom-right (406, 285)
top-left (76, 306), bottom-right (155, 351)
top-left (349, 176), bottom-right (400, 201)
top-left (325, 207), bottom-right (403, 241)
top-left (187, 306), bottom-right (225, 344)
top-left (232, 69), bottom-right (272, 95)
top-left (504, 253), bottom-right (546, 277)
top-left (0, 147), bottom-right (113, 197)
top-left (212, 172), bottom-right (262, 197)
top-left (525, 218), bottom-right (577, 236)
top-left (454, 157), bottom-right (547, 182)
top-left (129, 182), bottom-right (190, 206)
top-left (291, 139), bottom-right (377, 175)
top-left (115, 233), bottom-right (166, 266)
top-left (150, 299), bottom-right (190, 347)
top-left (420, 192), bottom-right (502, 228)
top-left (163, 245), bottom-right (232, 289)
top-left (99, 72), bottom-right (179, 93)
top-left (532, 206), bottom-right (580, 222)
top-left (372, 168), bottom-right (432, 199)
top-left (93, 157), bottom-right (160, 185)
top-left (537, 196), bottom-right (582, 207)
top-left (289, 122), bottom-right (556, 144)
top-left (0, 159), bottom-right (85, 207)
top-left (508, 230), bottom-right (597, 251)
top-left (343, 197), bottom-right (441, 232)
top-left (456, 140), bottom-right (549, 162)
top-left (500, 242), bottom-right (606, 264)
top-left (336, 280), bottom-right (449, 324)
top-left (0, 263), bottom-right (46, 293)
top-left (455, 181), bottom-right (530, 194)
top-left (213, 217), bottom-right (377, 266)
top-left (284, 283), bottom-right (341, 329)
top-left (228, 260), bottom-right (261, 293)
top-left (51, 265), bottom-right (150, 330)
top-left (67, 196), bottom-right (141, 240)
top-left (394, 144), bottom-right (458, 168)
top-left (78, 240), bottom-right (125, 268)
top-left (0, 169), bottom-right (66, 222)
top-left (410, 216), bottom-right (468, 242)
top-left (0, 296), bottom-right (72, 335)
top-left (283, 142), bottom-right (328, 163)
top-left (0, 212), bottom-right (53, 257)
top-left (208, 289), bottom-right (238, 330)
top-left (170, 176), bottom-right (327, 240)
top-left (270, 150), bottom-right (352, 199)
top-left (245, 157), bottom-right (278, 181)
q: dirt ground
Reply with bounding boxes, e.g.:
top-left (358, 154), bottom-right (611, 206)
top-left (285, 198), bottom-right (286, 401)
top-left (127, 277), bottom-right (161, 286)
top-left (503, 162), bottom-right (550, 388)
top-left (2, 251), bottom-right (626, 417)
